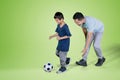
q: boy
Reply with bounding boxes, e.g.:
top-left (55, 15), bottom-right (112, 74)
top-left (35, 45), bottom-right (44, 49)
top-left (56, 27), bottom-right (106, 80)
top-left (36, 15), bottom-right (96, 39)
top-left (73, 12), bottom-right (105, 66)
top-left (49, 12), bottom-right (72, 73)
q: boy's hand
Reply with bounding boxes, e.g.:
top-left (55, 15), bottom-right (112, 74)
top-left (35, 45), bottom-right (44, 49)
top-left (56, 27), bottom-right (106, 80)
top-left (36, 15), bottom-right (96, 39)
top-left (81, 48), bottom-right (87, 56)
top-left (49, 33), bottom-right (58, 40)
top-left (56, 36), bottom-right (61, 40)
top-left (49, 36), bottom-right (53, 40)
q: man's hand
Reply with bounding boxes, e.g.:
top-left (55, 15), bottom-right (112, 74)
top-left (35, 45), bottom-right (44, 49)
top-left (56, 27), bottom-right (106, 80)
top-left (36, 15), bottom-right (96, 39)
top-left (81, 48), bottom-right (87, 56)
top-left (56, 36), bottom-right (61, 40)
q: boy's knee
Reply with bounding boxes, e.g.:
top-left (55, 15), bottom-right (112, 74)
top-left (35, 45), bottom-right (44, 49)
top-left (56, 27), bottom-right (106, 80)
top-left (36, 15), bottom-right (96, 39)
top-left (56, 50), bottom-right (60, 57)
top-left (56, 54), bottom-right (59, 57)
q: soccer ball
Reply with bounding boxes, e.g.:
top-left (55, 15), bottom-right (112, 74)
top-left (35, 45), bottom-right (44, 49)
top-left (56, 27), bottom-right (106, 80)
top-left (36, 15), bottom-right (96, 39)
top-left (43, 62), bottom-right (53, 72)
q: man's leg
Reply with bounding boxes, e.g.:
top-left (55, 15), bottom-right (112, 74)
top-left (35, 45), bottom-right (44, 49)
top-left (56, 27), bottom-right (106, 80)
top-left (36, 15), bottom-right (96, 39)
top-left (76, 33), bottom-right (94, 66)
top-left (93, 32), bottom-right (103, 59)
top-left (93, 32), bottom-right (105, 66)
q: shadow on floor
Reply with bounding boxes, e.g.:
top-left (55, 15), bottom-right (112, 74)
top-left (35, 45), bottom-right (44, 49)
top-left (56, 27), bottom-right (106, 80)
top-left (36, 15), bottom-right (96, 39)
top-left (102, 44), bottom-right (120, 64)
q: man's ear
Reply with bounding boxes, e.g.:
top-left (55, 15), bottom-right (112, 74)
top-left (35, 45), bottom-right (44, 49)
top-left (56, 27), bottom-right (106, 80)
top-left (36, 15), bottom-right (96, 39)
top-left (61, 18), bottom-right (64, 21)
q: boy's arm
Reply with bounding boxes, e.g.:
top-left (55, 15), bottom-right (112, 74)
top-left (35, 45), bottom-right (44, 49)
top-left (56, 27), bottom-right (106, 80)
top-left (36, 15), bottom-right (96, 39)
top-left (49, 33), bottom-right (58, 39)
top-left (56, 36), bottom-right (70, 40)
top-left (82, 28), bottom-right (87, 39)
top-left (57, 26), bottom-right (71, 40)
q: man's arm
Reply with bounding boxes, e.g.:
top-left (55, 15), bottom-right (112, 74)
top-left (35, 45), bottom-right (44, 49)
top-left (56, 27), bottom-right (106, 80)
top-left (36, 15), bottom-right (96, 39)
top-left (85, 32), bottom-right (93, 49)
top-left (82, 32), bottom-right (93, 56)
top-left (82, 28), bottom-right (87, 39)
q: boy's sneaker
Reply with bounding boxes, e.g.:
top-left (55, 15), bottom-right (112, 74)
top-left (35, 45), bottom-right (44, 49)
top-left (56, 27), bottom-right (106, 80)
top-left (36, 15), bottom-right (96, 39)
top-left (56, 67), bottom-right (66, 74)
top-left (95, 57), bottom-right (106, 66)
top-left (76, 59), bottom-right (87, 66)
top-left (66, 57), bottom-right (70, 65)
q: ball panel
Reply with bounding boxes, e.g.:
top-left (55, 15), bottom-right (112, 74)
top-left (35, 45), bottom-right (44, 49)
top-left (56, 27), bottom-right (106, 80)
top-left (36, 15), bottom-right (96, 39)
top-left (44, 65), bottom-right (46, 68)
top-left (48, 63), bottom-right (51, 65)
top-left (51, 66), bottom-right (53, 69)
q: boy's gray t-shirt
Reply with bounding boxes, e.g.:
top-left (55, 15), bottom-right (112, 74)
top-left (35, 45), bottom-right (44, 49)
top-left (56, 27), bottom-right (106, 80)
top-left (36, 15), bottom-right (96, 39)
top-left (82, 16), bottom-right (104, 32)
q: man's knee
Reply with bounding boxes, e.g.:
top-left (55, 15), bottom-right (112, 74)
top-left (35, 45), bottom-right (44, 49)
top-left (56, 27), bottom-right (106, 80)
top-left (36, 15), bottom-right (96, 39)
top-left (93, 43), bottom-right (100, 50)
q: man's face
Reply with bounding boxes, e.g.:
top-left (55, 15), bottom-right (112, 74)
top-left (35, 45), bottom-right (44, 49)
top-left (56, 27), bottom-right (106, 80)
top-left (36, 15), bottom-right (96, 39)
top-left (74, 19), bottom-right (83, 26)
top-left (55, 18), bottom-right (63, 24)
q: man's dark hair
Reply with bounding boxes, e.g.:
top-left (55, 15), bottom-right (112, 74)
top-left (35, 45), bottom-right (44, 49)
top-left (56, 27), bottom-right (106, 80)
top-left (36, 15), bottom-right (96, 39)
top-left (73, 12), bottom-right (84, 20)
top-left (54, 12), bottom-right (64, 20)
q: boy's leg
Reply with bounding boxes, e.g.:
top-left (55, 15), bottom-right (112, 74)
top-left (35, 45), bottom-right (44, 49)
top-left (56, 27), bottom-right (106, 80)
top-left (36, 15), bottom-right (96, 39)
top-left (93, 32), bottom-right (105, 66)
top-left (56, 51), bottom-right (67, 73)
top-left (66, 57), bottom-right (70, 65)
top-left (59, 51), bottom-right (67, 67)
top-left (56, 50), bottom-right (70, 65)
top-left (56, 50), bottom-right (60, 57)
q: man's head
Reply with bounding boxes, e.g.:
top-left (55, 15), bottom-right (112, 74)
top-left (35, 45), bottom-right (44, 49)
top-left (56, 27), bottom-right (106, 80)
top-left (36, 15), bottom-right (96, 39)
top-left (73, 12), bottom-right (85, 26)
top-left (54, 12), bottom-right (64, 24)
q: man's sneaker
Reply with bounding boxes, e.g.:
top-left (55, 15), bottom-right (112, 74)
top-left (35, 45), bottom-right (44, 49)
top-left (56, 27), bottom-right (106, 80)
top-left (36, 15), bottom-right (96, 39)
top-left (56, 67), bottom-right (66, 74)
top-left (66, 57), bottom-right (70, 65)
top-left (76, 59), bottom-right (87, 66)
top-left (95, 57), bottom-right (106, 66)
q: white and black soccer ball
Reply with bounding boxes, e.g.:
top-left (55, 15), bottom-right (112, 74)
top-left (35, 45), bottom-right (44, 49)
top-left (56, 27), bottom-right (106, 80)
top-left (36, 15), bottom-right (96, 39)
top-left (43, 62), bottom-right (53, 72)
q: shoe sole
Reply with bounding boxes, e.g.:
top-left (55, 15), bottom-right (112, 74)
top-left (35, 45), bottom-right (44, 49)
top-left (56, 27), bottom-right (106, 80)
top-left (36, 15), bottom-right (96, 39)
top-left (56, 70), bottom-right (66, 74)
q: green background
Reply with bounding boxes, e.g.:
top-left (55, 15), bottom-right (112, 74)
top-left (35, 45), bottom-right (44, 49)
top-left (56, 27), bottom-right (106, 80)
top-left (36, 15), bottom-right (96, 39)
top-left (0, 0), bottom-right (120, 80)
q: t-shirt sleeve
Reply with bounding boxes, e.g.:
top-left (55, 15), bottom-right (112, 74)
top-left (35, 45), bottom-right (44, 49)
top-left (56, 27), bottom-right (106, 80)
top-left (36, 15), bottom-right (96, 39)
top-left (86, 19), bottom-right (96, 32)
top-left (88, 27), bottom-right (94, 32)
top-left (55, 25), bottom-right (59, 33)
top-left (64, 26), bottom-right (72, 36)
top-left (87, 24), bottom-right (95, 32)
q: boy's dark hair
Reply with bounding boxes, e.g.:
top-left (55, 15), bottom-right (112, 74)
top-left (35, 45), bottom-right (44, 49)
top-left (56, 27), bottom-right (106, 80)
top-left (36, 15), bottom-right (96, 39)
top-left (73, 12), bottom-right (84, 20)
top-left (54, 12), bottom-right (64, 20)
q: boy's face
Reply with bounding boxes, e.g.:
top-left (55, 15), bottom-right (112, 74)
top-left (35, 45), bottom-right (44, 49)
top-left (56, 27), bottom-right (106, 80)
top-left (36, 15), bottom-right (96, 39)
top-left (55, 18), bottom-right (63, 24)
top-left (74, 19), bottom-right (84, 26)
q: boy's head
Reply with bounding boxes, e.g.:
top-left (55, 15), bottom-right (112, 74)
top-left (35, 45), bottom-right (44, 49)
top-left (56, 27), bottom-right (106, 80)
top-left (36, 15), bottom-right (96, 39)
top-left (54, 12), bottom-right (64, 24)
top-left (73, 12), bottom-right (85, 26)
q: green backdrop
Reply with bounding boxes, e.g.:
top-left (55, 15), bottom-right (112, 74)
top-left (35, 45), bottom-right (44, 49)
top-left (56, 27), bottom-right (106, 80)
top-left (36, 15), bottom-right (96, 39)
top-left (0, 0), bottom-right (120, 80)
